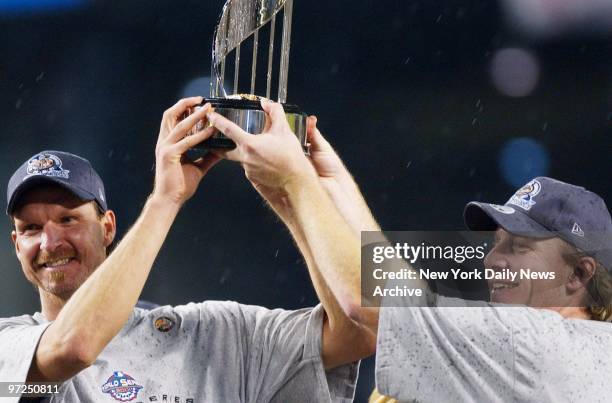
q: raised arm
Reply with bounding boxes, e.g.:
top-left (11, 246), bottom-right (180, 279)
top-left (26, 98), bottom-right (219, 381)
top-left (207, 100), bottom-right (376, 368)
top-left (305, 116), bottom-right (380, 235)
top-left (302, 116), bottom-right (383, 330)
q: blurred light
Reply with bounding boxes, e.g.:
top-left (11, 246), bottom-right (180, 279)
top-left (0, 0), bottom-right (87, 14)
top-left (181, 76), bottom-right (212, 99)
top-left (490, 48), bottom-right (540, 98)
top-left (499, 137), bottom-right (550, 188)
top-left (501, 0), bottom-right (612, 39)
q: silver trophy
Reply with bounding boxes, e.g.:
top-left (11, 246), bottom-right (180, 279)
top-left (192, 0), bottom-right (307, 151)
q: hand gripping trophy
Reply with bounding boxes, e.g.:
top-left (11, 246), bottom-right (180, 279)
top-left (191, 0), bottom-right (307, 151)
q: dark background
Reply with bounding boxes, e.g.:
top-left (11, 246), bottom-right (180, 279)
top-left (1, 1), bottom-right (610, 401)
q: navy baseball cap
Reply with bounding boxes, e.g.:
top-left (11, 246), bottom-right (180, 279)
top-left (464, 177), bottom-right (612, 270)
top-left (6, 150), bottom-right (107, 215)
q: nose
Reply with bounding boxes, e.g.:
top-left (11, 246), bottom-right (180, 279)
top-left (484, 246), bottom-right (509, 272)
top-left (40, 222), bottom-right (65, 252)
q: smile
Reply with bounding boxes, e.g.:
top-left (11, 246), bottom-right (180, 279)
top-left (41, 257), bottom-right (75, 268)
top-left (490, 282), bottom-right (519, 292)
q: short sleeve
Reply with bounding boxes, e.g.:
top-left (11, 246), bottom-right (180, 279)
top-left (178, 301), bottom-right (358, 402)
top-left (257, 303), bottom-right (359, 403)
top-left (375, 297), bottom-right (516, 402)
top-left (0, 317), bottom-right (51, 403)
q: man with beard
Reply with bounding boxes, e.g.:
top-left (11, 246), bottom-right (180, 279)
top-left (0, 97), bottom-right (373, 402)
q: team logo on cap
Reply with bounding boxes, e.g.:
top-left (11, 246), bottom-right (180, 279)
top-left (508, 179), bottom-right (541, 211)
top-left (101, 371), bottom-right (143, 402)
top-left (25, 153), bottom-right (69, 179)
top-left (571, 222), bottom-right (585, 237)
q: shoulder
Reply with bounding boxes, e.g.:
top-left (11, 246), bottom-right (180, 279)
top-left (125, 302), bottom-right (320, 336)
top-left (546, 316), bottom-right (612, 344)
top-left (579, 319), bottom-right (612, 334)
top-left (132, 302), bottom-right (320, 334)
top-left (156, 301), bottom-right (317, 321)
top-left (0, 313), bottom-right (39, 330)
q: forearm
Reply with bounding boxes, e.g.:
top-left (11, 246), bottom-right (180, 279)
top-left (269, 195), bottom-right (352, 331)
top-left (284, 174), bottom-right (365, 323)
top-left (268, 179), bottom-right (375, 367)
top-left (321, 168), bottom-right (380, 235)
top-left (292, 222), bottom-right (377, 367)
top-left (35, 196), bottom-right (179, 379)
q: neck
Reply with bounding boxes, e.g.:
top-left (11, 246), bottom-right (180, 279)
top-left (553, 306), bottom-right (592, 320)
top-left (39, 289), bottom-right (69, 321)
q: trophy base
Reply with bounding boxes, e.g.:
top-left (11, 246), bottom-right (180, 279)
top-left (190, 98), bottom-right (308, 153)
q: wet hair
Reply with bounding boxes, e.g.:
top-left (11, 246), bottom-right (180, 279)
top-left (562, 242), bottom-right (612, 322)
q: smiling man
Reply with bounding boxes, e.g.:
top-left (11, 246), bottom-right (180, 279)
top-left (371, 178), bottom-right (612, 402)
top-left (484, 229), bottom-right (573, 305)
top-left (8, 157), bottom-right (116, 319)
top-left (282, 168), bottom-right (612, 401)
top-left (0, 97), bottom-right (372, 403)
top-left (464, 177), bottom-right (612, 314)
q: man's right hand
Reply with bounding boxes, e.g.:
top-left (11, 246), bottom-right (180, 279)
top-left (153, 97), bottom-right (220, 207)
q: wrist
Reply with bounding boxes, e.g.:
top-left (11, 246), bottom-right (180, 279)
top-left (146, 193), bottom-right (182, 217)
top-left (283, 166), bottom-right (320, 198)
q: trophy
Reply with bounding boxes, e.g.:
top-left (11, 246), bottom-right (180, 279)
top-left (191, 0), bottom-right (307, 151)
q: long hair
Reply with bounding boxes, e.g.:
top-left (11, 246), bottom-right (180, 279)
top-left (562, 243), bottom-right (612, 322)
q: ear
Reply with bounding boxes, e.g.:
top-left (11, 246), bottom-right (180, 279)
top-left (566, 256), bottom-right (597, 293)
top-left (11, 229), bottom-right (19, 255)
top-left (101, 210), bottom-right (117, 250)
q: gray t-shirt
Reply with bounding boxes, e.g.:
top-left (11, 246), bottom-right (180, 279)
top-left (0, 301), bottom-right (358, 403)
top-left (376, 296), bottom-right (612, 402)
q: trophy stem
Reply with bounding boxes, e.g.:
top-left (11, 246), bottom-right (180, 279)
top-left (278, 0), bottom-right (293, 104)
top-left (251, 29), bottom-right (259, 94)
top-left (220, 57), bottom-right (226, 96)
top-left (218, 8), bottom-right (232, 98)
top-left (234, 44), bottom-right (241, 94)
top-left (210, 63), bottom-right (216, 97)
top-left (266, 14), bottom-right (276, 99)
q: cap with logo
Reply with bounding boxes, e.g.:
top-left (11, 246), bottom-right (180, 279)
top-left (464, 177), bottom-right (612, 271)
top-left (6, 150), bottom-right (107, 215)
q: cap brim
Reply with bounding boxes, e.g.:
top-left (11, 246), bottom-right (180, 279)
top-left (463, 202), bottom-right (553, 238)
top-left (7, 175), bottom-right (98, 215)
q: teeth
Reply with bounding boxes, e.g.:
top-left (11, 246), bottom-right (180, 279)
top-left (491, 283), bottom-right (518, 291)
top-left (44, 258), bottom-right (73, 268)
